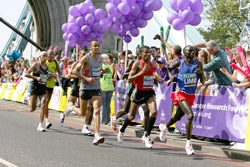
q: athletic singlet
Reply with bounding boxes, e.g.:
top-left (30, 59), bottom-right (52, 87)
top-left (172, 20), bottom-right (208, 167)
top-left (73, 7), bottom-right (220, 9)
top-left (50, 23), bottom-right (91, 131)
top-left (80, 53), bottom-right (102, 90)
top-left (176, 59), bottom-right (199, 94)
top-left (46, 60), bottom-right (57, 88)
top-left (135, 60), bottom-right (155, 91)
top-left (32, 64), bottom-right (48, 85)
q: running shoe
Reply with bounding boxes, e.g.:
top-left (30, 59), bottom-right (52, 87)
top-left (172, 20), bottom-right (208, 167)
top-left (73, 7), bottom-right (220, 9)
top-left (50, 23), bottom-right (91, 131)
top-left (45, 121), bottom-right (52, 129)
top-left (144, 136), bottom-right (152, 148)
top-left (141, 134), bottom-right (154, 144)
top-left (64, 105), bottom-right (72, 117)
top-left (185, 143), bottom-right (195, 155)
top-left (37, 125), bottom-right (45, 132)
top-left (82, 126), bottom-right (94, 136)
top-left (159, 124), bottom-right (167, 142)
top-left (93, 134), bottom-right (105, 145)
top-left (117, 126), bottom-right (124, 143)
top-left (59, 113), bottom-right (65, 126)
top-left (111, 116), bottom-right (117, 131)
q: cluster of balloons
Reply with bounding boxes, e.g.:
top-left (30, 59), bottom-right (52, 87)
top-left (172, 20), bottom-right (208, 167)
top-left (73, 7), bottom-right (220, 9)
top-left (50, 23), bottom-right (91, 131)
top-left (62, 0), bottom-right (163, 47)
top-left (167, 0), bottom-right (203, 31)
top-left (105, 0), bottom-right (163, 43)
top-left (62, 0), bottom-right (109, 47)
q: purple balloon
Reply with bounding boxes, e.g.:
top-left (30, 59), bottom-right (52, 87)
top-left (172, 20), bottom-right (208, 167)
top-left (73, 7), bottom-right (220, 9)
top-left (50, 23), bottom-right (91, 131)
top-left (169, 0), bottom-right (179, 12)
top-left (85, 14), bottom-right (95, 25)
top-left (177, 0), bottom-right (190, 11)
top-left (78, 2), bottom-right (88, 15)
top-left (181, 9), bottom-right (194, 24)
top-left (167, 13), bottom-right (179, 25)
top-left (111, 0), bottom-right (121, 5)
top-left (142, 11), bottom-right (153, 20)
top-left (62, 23), bottom-right (68, 33)
top-left (118, 31), bottom-right (126, 37)
top-left (144, 0), bottom-right (155, 13)
top-left (63, 33), bottom-right (68, 41)
top-left (88, 6), bottom-right (96, 14)
top-left (76, 16), bottom-right (85, 27)
top-left (114, 14), bottom-right (125, 24)
top-left (139, 21), bottom-right (148, 28)
top-left (188, 14), bottom-right (201, 26)
top-left (153, 0), bottom-right (163, 11)
top-left (68, 23), bottom-right (77, 33)
top-left (100, 16), bottom-right (112, 27)
top-left (189, 0), bottom-right (203, 14)
top-left (118, 2), bottom-right (131, 15)
top-left (130, 4), bottom-right (141, 18)
top-left (124, 34), bottom-right (132, 43)
top-left (121, 22), bottom-right (131, 32)
top-left (88, 32), bottom-right (96, 41)
top-left (99, 26), bottom-right (109, 34)
top-left (81, 25), bottom-right (91, 34)
top-left (68, 33), bottom-right (77, 42)
top-left (95, 9), bottom-right (106, 20)
top-left (134, 18), bottom-right (145, 27)
top-left (106, 2), bottom-right (119, 16)
top-left (172, 18), bottom-right (185, 30)
top-left (69, 6), bottom-right (80, 17)
top-left (68, 40), bottom-right (76, 47)
top-left (85, 0), bottom-right (93, 7)
top-left (130, 27), bottom-right (139, 37)
top-left (92, 22), bottom-right (101, 32)
top-left (110, 24), bottom-right (120, 33)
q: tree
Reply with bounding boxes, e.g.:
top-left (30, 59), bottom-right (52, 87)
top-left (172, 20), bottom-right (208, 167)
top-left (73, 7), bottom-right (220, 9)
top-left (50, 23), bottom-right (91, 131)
top-left (197, 0), bottom-right (248, 49)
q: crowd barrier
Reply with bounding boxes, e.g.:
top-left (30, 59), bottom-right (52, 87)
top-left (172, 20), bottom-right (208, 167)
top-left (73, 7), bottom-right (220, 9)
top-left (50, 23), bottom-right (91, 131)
top-left (115, 80), bottom-right (250, 150)
top-left (0, 80), bottom-right (249, 150)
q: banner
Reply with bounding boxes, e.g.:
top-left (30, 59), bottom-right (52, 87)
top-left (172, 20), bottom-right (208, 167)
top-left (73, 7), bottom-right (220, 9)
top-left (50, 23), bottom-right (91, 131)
top-left (114, 80), bottom-right (173, 124)
top-left (176, 85), bottom-right (249, 143)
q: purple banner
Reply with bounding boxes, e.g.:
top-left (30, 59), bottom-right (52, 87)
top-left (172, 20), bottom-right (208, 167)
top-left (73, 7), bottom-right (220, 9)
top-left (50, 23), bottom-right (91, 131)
top-left (176, 85), bottom-right (249, 142)
top-left (115, 80), bottom-right (173, 124)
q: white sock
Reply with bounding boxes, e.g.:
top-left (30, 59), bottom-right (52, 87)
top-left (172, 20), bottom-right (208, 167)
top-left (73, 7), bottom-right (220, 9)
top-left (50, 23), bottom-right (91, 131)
top-left (83, 125), bottom-right (87, 129)
top-left (68, 102), bottom-right (73, 106)
top-left (45, 118), bottom-right (49, 122)
top-left (38, 123), bottom-right (42, 126)
top-left (69, 105), bottom-right (74, 110)
top-left (95, 133), bottom-right (99, 137)
top-left (186, 140), bottom-right (191, 145)
top-left (144, 131), bottom-right (147, 135)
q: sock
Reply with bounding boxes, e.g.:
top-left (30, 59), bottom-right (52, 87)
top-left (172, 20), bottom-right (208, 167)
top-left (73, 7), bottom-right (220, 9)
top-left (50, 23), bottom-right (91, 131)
top-left (186, 140), bottom-right (191, 145)
top-left (146, 116), bottom-right (156, 137)
top-left (69, 105), bottom-right (74, 110)
top-left (95, 133), bottom-right (99, 137)
top-left (120, 117), bottom-right (131, 133)
top-left (68, 102), bottom-right (73, 106)
top-left (38, 123), bottom-right (42, 126)
top-left (45, 118), bottom-right (49, 122)
top-left (144, 131), bottom-right (147, 135)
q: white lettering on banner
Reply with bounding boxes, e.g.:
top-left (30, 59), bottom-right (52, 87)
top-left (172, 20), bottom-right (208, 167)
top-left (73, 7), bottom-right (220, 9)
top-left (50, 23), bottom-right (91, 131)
top-left (193, 111), bottom-right (212, 119)
top-left (193, 103), bottom-right (206, 109)
top-left (228, 105), bottom-right (248, 114)
top-left (206, 103), bottom-right (228, 110)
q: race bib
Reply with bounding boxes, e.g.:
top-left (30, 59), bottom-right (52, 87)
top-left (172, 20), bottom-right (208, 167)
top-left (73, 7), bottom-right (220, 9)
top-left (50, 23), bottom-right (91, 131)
top-left (143, 75), bottom-right (154, 88)
top-left (39, 74), bottom-right (47, 85)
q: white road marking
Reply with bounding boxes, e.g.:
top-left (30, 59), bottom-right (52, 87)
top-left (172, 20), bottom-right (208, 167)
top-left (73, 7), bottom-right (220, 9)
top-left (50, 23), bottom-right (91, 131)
top-left (0, 158), bottom-right (18, 167)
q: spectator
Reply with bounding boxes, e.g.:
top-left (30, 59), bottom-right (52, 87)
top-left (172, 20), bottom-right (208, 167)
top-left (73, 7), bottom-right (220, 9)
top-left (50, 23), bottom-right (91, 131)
top-left (196, 49), bottom-right (215, 93)
top-left (155, 57), bottom-right (170, 85)
top-left (220, 48), bottom-right (250, 88)
top-left (193, 40), bottom-right (232, 86)
top-left (100, 54), bottom-right (114, 124)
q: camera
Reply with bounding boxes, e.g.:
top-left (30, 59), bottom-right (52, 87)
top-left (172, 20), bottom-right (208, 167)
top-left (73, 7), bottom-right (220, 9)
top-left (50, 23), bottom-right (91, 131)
top-left (153, 34), bottom-right (160, 40)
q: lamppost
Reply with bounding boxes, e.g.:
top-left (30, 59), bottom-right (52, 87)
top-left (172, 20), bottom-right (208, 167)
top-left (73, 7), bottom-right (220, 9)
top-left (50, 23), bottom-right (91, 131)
top-left (30, 22), bottom-right (35, 60)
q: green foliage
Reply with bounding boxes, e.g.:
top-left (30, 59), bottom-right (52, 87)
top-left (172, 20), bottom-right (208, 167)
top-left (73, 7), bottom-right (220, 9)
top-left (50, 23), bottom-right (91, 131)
top-left (197, 0), bottom-right (248, 49)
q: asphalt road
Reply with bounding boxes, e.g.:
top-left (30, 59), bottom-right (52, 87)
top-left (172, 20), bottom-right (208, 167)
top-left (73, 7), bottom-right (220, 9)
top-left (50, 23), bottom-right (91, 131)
top-left (0, 100), bottom-right (249, 167)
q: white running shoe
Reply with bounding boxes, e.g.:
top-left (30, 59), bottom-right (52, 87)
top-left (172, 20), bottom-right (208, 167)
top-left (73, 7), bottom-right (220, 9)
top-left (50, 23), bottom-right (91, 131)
top-left (111, 116), bottom-right (117, 131)
top-left (185, 143), bottom-right (195, 155)
top-left (142, 134), bottom-right (154, 144)
top-left (59, 113), bottom-right (65, 126)
top-left (37, 125), bottom-right (45, 132)
top-left (159, 124), bottom-right (167, 142)
top-left (144, 136), bottom-right (152, 148)
top-left (45, 121), bottom-right (52, 129)
top-left (117, 126), bottom-right (124, 143)
top-left (82, 126), bottom-right (93, 136)
top-left (93, 134), bottom-right (105, 145)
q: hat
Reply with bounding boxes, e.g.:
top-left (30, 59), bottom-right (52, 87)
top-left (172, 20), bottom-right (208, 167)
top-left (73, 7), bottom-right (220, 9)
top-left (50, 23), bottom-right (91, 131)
top-left (101, 54), bottom-right (109, 63)
top-left (157, 57), bottom-right (166, 64)
top-left (60, 56), bottom-right (68, 61)
top-left (127, 54), bottom-right (134, 59)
